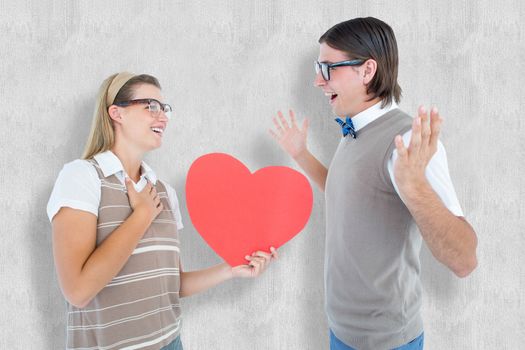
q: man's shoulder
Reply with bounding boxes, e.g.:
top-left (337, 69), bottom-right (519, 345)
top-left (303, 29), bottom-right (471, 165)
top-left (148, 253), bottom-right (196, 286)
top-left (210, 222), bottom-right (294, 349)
top-left (385, 107), bottom-right (412, 121)
top-left (381, 108), bottom-right (413, 134)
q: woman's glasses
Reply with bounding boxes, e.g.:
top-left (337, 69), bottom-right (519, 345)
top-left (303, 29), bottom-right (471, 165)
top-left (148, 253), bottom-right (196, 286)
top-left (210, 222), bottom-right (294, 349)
top-left (114, 99), bottom-right (172, 119)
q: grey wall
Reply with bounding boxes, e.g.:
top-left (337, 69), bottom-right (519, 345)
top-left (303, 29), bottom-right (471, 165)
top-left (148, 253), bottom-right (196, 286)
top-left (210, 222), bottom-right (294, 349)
top-left (1, 0), bottom-right (523, 349)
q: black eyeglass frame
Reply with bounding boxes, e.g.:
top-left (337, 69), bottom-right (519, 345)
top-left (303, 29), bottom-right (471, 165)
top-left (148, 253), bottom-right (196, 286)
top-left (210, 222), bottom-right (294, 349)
top-left (113, 98), bottom-right (172, 118)
top-left (314, 59), bottom-right (365, 81)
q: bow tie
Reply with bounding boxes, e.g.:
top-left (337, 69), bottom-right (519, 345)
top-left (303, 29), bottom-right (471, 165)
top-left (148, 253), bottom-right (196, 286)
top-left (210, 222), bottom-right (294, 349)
top-left (335, 117), bottom-right (357, 139)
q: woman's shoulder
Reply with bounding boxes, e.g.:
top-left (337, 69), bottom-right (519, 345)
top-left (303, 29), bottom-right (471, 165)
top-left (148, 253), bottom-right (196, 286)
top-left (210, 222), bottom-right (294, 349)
top-left (58, 158), bottom-right (100, 181)
top-left (47, 159), bottom-right (101, 222)
top-left (55, 159), bottom-right (100, 197)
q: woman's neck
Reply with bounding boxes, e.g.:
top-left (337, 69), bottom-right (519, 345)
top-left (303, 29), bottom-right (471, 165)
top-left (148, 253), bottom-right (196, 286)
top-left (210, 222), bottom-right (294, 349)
top-left (110, 143), bottom-right (144, 183)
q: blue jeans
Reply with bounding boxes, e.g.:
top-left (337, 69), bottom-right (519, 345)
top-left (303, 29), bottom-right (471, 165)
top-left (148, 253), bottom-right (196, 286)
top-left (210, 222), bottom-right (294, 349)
top-left (160, 335), bottom-right (183, 350)
top-left (330, 329), bottom-right (424, 350)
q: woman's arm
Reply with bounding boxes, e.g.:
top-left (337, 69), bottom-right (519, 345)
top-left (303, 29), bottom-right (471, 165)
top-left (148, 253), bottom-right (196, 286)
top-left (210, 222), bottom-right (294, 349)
top-left (179, 249), bottom-right (277, 298)
top-left (52, 179), bottom-right (162, 308)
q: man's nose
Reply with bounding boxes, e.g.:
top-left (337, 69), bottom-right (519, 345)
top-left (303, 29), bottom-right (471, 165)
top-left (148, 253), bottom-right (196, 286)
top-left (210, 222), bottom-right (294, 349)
top-left (314, 71), bottom-right (326, 87)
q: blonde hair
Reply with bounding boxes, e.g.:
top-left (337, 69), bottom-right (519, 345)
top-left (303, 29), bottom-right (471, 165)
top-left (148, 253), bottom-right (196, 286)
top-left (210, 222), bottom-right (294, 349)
top-left (82, 72), bottom-right (161, 159)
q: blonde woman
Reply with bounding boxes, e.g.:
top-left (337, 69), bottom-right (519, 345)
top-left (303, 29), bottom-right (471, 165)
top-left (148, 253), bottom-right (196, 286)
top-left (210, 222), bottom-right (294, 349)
top-left (47, 72), bottom-right (277, 350)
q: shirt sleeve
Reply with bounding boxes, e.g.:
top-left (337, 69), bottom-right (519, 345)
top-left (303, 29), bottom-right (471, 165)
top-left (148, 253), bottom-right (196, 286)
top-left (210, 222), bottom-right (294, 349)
top-left (46, 159), bottom-right (101, 222)
top-left (387, 130), bottom-right (464, 217)
top-left (161, 181), bottom-right (184, 230)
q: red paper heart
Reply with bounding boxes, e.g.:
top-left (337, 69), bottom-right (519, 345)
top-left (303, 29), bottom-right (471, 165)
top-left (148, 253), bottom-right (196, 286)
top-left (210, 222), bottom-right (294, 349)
top-left (186, 153), bottom-right (313, 266)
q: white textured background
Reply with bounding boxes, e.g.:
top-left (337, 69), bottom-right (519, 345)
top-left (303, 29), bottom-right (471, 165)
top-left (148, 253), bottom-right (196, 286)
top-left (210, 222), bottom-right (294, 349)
top-left (0, 1), bottom-right (523, 349)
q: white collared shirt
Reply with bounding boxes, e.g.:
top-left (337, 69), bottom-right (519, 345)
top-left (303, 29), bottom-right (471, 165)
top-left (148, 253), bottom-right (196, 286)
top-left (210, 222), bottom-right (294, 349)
top-left (349, 101), bottom-right (463, 216)
top-left (47, 150), bottom-right (184, 228)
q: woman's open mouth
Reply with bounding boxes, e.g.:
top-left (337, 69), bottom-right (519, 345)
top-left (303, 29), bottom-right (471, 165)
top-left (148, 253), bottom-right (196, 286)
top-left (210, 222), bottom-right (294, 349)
top-left (151, 127), bottom-right (164, 136)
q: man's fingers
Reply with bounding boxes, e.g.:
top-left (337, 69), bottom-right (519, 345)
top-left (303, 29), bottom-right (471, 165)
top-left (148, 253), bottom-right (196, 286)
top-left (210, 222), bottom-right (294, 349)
top-left (269, 128), bottom-right (279, 140)
top-left (395, 135), bottom-right (408, 159)
top-left (272, 116), bottom-right (284, 134)
top-left (418, 105), bottom-right (428, 122)
top-left (419, 106), bottom-right (431, 151)
top-left (289, 109), bottom-right (297, 127)
top-left (301, 118), bottom-right (310, 134)
top-left (429, 106), bottom-right (442, 153)
top-left (408, 116), bottom-right (422, 152)
top-left (277, 110), bottom-right (290, 129)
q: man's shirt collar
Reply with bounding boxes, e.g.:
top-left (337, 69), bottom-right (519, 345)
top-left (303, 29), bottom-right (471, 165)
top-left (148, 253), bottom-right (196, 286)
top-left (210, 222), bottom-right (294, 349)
top-left (350, 101), bottom-right (399, 132)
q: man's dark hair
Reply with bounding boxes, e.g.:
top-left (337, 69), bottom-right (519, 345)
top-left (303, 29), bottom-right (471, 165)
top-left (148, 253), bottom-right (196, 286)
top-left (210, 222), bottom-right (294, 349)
top-left (319, 17), bottom-right (401, 107)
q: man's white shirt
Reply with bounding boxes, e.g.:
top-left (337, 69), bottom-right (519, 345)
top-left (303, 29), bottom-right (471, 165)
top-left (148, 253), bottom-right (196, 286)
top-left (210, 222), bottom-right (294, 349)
top-left (349, 101), bottom-right (463, 217)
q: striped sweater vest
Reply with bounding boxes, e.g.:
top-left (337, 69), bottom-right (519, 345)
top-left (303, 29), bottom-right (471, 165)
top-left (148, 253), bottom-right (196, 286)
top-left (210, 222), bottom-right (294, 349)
top-left (66, 159), bottom-right (182, 350)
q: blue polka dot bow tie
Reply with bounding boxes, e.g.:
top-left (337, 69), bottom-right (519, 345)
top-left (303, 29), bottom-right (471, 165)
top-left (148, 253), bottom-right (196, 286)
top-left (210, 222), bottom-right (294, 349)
top-left (335, 117), bottom-right (357, 139)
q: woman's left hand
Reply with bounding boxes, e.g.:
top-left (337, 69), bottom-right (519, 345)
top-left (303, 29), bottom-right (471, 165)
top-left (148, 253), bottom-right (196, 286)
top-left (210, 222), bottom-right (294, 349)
top-left (231, 247), bottom-right (279, 278)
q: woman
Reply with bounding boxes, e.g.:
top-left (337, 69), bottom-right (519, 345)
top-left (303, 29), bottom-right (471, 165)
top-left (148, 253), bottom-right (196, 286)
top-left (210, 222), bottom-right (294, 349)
top-left (47, 72), bottom-right (277, 350)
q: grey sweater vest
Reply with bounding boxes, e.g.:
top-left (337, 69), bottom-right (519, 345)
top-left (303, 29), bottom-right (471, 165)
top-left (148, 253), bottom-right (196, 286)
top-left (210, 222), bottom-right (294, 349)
top-left (325, 109), bottom-right (423, 350)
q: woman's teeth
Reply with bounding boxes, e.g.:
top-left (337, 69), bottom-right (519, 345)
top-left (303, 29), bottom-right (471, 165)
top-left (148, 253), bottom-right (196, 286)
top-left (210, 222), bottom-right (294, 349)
top-left (151, 127), bottom-right (164, 134)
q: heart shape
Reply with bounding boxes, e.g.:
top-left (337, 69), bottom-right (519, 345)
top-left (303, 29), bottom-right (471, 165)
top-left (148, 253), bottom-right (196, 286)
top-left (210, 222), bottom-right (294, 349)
top-left (186, 153), bottom-right (313, 266)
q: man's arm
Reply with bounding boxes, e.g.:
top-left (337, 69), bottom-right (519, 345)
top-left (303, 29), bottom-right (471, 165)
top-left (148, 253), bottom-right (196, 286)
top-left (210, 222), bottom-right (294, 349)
top-left (401, 181), bottom-right (478, 277)
top-left (394, 106), bottom-right (478, 277)
top-left (269, 110), bottom-right (328, 192)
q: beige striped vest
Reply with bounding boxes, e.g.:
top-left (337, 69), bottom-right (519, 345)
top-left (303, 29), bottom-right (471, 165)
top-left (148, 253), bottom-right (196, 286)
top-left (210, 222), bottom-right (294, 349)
top-left (67, 159), bottom-right (182, 350)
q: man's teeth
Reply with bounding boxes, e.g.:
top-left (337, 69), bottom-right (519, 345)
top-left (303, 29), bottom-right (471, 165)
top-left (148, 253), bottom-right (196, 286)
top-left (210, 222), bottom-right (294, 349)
top-left (151, 127), bottom-right (164, 134)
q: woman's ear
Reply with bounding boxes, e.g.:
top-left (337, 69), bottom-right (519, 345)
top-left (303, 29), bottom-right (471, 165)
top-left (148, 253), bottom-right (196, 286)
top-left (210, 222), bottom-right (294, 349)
top-left (362, 59), bottom-right (378, 85)
top-left (108, 105), bottom-right (123, 124)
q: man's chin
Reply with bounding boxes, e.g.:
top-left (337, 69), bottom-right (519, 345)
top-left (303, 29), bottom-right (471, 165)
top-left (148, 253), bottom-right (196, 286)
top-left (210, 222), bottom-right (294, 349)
top-left (331, 104), bottom-right (348, 117)
top-left (332, 108), bottom-right (347, 118)
top-left (331, 106), bottom-right (342, 116)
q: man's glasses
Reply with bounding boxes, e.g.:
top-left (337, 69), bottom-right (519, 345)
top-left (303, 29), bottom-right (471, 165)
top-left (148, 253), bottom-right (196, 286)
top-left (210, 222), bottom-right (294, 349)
top-left (114, 98), bottom-right (173, 119)
top-left (314, 59), bottom-right (365, 81)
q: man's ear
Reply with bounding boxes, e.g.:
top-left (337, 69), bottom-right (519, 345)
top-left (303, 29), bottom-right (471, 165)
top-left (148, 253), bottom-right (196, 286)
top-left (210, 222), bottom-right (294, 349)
top-left (108, 105), bottom-right (123, 124)
top-left (362, 59), bottom-right (378, 85)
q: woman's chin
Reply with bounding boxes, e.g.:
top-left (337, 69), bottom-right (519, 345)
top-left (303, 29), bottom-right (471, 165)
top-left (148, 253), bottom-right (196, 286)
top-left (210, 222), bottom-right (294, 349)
top-left (145, 140), bottom-right (163, 152)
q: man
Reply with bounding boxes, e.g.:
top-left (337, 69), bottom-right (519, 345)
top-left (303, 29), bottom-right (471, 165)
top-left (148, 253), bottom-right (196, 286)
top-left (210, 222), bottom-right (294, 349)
top-left (269, 17), bottom-right (478, 350)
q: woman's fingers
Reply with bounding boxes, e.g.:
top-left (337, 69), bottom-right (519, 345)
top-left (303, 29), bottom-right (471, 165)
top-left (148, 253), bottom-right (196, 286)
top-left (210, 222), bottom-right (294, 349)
top-left (246, 256), bottom-right (262, 276)
top-left (270, 246), bottom-right (278, 259)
